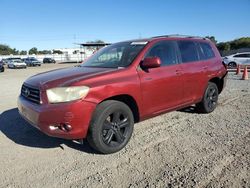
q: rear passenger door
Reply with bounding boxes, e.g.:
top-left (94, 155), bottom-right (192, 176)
top-left (138, 40), bottom-right (183, 115)
top-left (177, 40), bottom-right (208, 103)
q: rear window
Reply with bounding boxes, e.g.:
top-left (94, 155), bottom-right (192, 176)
top-left (199, 42), bottom-right (215, 59)
top-left (177, 41), bottom-right (199, 63)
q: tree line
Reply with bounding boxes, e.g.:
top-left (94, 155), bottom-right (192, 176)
top-left (0, 37), bottom-right (249, 56)
top-left (0, 45), bottom-right (63, 55)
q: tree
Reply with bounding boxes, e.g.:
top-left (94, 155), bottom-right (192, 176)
top-left (20, 50), bottom-right (27, 55)
top-left (224, 43), bottom-right (231, 51)
top-left (38, 50), bottom-right (51, 55)
top-left (12, 48), bottom-right (19, 55)
top-left (230, 37), bottom-right (250, 49)
top-left (205, 36), bottom-right (217, 44)
top-left (29, 47), bottom-right (38, 55)
top-left (217, 37), bottom-right (250, 55)
top-left (52, 50), bottom-right (63, 54)
top-left (0, 44), bottom-right (14, 55)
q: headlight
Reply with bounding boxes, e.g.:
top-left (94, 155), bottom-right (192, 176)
top-left (46, 86), bottom-right (90, 103)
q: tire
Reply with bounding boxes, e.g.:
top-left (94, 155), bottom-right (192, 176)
top-left (87, 100), bottom-right (134, 154)
top-left (196, 82), bottom-right (219, 113)
top-left (228, 62), bottom-right (237, 68)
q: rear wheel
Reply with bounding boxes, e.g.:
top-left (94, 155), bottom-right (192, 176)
top-left (196, 82), bottom-right (218, 113)
top-left (87, 100), bottom-right (134, 154)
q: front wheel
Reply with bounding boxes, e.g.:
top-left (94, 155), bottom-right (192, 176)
top-left (196, 82), bottom-right (218, 113)
top-left (87, 100), bottom-right (134, 154)
top-left (228, 62), bottom-right (237, 68)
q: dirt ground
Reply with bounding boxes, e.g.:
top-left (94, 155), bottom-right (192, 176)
top-left (0, 64), bottom-right (249, 188)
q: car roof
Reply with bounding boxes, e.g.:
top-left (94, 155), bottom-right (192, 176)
top-left (120, 34), bottom-right (210, 44)
top-left (227, 52), bottom-right (250, 57)
top-left (233, 52), bottom-right (250, 55)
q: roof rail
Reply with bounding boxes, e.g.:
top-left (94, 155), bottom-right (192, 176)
top-left (152, 34), bottom-right (208, 40)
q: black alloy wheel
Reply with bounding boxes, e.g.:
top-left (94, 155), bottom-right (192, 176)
top-left (87, 100), bottom-right (134, 154)
top-left (196, 82), bottom-right (218, 113)
top-left (102, 111), bottom-right (130, 146)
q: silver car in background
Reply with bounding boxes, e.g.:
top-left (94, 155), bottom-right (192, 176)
top-left (7, 59), bottom-right (27, 69)
top-left (223, 52), bottom-right (250, 68)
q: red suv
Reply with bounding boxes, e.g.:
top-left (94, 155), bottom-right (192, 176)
top-left (18, 35), bottom-right (227, 154)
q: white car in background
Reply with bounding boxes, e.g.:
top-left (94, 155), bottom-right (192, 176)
top-left (223, 52), bottom-right (250, 68)
top-left (7, 59), bottom-right (27, 69)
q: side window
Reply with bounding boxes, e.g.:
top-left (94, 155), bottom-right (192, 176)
top-left (199, 42), bottom-right (215, 60)
top-left (178, 41), bottom-right (199, 63)
top-left (234, 54), bottom-right (250, 58)
top-left (145, 41), bottom-right (178, 66)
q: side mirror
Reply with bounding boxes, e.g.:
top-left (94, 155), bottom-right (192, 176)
top-left (141, 57), bottom-right (161, 69)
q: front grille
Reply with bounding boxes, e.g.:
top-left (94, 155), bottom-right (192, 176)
top-left (21, 84), bottom-right (41, 104)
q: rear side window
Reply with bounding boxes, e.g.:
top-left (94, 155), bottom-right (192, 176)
top-left (177, 41), bottom-right (199, 63)
top-left (199, 42), bottom-right (215, 59)
top-left (233, 54), bottom-right (250, 58)
top-left (145, 41), bottom-right (178, 66)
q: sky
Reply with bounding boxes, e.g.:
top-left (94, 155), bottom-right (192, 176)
top-left (1, 0), bottom-right (250, 51)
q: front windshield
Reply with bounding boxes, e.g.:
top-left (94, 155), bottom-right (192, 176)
top-left (13, 60), bottom-right (22, 63)
top-left (81, 41), bottom-right (147, 68)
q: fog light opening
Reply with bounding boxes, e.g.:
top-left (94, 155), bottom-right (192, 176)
top-left (60, 123), bottom-right (72, 132)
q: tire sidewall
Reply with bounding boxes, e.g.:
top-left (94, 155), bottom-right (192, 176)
top-left (203, 82), bottom-right (218, 113)
top-left (88, 101), bottom-right (134, 154)
top-left (228, 62), bottom-right (236, 68)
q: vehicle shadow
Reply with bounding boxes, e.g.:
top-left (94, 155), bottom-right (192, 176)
top-left (177, 105), bottom-right (198, 114)
top-left (0, 108), bottom-right (96, 154)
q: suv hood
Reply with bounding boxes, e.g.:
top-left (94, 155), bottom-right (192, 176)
top-left (25, 66), bottom-right (116, 88)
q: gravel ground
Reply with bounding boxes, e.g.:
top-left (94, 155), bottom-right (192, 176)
top-left (0, 64), bottom-right (249, 188)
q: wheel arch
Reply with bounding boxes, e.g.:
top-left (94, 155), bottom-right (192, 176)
top-left (228, 61), bottom-right (237, 67)
top-left (209, 77), bottom-right (223, 94)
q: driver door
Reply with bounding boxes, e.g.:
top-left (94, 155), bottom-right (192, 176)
top-left (138, 40), bottom-right (183, 116)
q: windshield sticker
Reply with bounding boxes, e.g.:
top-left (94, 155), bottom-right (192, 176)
top-left (131, 41), bottom-right (148, 45)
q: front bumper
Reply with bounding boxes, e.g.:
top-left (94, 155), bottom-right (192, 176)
top-left (18, 96), bottom-right (96, 139)
top-left (14, 64), bottom-right (26, 68)
top-left (32, 62), bottom-right (41, 66)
